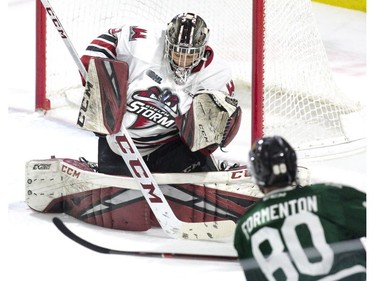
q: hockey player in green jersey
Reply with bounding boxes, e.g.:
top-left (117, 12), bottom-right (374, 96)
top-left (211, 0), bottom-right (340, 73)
top-left (234, 136), bottom-right (366, 281)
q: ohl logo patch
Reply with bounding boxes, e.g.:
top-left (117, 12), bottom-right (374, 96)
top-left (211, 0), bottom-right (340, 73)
top-left (129, 26), bottom-right (147, 41)
top-left (127, 86), bottom-right (180, 129)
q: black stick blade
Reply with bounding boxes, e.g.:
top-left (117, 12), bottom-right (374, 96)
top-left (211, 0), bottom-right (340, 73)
top-left (52, 217), bottom-right (110, 254)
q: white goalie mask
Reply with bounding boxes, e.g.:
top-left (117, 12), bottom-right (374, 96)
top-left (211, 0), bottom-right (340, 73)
top-left (165, 13), bottom-right (210, 85)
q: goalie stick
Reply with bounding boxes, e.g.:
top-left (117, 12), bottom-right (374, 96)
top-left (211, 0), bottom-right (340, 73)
top-left (52, 217), bottom-right (238, 261)
top-left (40, 0), bottom-right (236, 240)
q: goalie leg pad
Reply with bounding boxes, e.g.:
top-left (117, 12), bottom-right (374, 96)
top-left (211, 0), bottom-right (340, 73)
top-left (61, 187), bottom-right (151, 231)
top-left (25, 158), bottom-right (265, 231)
top-left (25, 158), bottom-right (151, 231)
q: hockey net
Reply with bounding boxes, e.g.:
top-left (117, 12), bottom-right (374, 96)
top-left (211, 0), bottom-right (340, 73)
top-left (36, 0), bottom-right (365, 157)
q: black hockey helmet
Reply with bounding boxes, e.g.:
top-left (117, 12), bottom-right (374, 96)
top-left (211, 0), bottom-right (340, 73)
top-left (165, 12), bottom-right (210, 84)
top-left (249, 136), bottom-right (298, 189)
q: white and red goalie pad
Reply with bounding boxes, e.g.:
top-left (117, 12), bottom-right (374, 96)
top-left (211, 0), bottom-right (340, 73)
top-left (25, 157), bottom-right (264, 231)
top-left (77, 57), bottom-right (128, 135)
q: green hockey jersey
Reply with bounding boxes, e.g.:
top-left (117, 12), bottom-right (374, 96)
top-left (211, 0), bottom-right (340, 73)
top-left (234, 183), bottom-right (366, 281)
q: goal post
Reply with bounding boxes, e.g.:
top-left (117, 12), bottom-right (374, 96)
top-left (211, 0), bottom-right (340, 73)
top-left (36, 0), bottom-right (49, 110)
top-left (35, 0), bottom-right (365, 158)
top-left (252, 0), bottom-right (265, 144)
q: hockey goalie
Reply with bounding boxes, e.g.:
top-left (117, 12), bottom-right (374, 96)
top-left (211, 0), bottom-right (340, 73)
top-left (26, 13), bottom-right (309, 235)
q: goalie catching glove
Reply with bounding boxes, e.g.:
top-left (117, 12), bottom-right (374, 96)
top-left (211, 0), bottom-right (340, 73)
top-left (175, 89), bottom-right (242, 152)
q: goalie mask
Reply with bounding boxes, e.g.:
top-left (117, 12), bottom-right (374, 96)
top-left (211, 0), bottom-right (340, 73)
top-left (249, 136), bottom-right (298, 189)
top-left (165, 13), bottom-right (210, 85)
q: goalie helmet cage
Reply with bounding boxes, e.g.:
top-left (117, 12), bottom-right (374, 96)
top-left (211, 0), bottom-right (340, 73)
top-left (35, 0), bottom-right (365, 158)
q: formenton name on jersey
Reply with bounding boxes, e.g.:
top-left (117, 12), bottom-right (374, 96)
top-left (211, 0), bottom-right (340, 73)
top-left (241, 195), bottom-right (318, 239)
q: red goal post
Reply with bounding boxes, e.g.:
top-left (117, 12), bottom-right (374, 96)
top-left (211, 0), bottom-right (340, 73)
top-left (35, 0), bottom-right (365, 158)
top-left (36, 0), bottom-right (49, 110)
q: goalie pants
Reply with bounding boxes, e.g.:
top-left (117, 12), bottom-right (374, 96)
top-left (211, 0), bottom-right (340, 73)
top-left (97, 136), bottom-right (219, 176)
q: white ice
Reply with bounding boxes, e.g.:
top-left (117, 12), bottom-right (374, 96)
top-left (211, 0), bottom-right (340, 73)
top-left (6, 1), bottom-right (371, 281)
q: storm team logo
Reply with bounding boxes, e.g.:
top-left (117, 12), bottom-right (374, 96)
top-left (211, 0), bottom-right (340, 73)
top-left (127, 86), bottom-right (180, 129)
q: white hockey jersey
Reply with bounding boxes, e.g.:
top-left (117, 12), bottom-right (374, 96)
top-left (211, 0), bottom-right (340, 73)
top-left (81, 23), bottom-right (235, 156)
